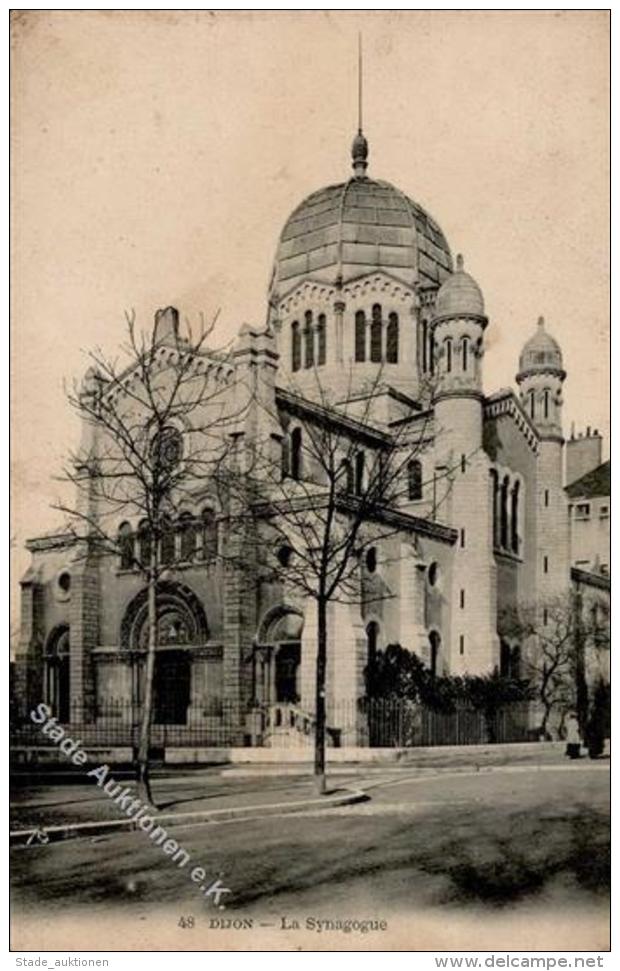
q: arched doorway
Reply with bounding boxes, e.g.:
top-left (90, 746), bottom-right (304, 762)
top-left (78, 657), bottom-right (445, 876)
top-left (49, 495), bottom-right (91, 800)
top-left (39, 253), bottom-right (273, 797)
top-left (120, 581), bottom-right (209, 725)
top-left (256, 607), bottom-right (304, 705)
top-left (274, 644), bottom-right (300, 703)
top-left (45, 626), bottom-right (70, 723)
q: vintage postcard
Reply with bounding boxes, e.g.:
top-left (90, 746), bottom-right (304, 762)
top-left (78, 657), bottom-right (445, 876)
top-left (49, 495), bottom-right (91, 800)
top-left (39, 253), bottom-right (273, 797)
top-left (10, 9), bottom-right (610, 955)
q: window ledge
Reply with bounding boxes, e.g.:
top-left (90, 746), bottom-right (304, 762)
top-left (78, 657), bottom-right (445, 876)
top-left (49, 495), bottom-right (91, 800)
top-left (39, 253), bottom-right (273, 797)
top-left (493, 546), bottom-right (523, 564)
top-left (114, 559), bottom-right (216, 577)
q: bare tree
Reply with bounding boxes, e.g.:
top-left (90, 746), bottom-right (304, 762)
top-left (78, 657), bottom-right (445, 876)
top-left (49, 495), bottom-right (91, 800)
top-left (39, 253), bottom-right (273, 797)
top-left (500, 591), bottom-right (610, 739)
top-left (56, 307), bottom-right (246, 804)
top-left (220, 362), bottom-right (471, 795)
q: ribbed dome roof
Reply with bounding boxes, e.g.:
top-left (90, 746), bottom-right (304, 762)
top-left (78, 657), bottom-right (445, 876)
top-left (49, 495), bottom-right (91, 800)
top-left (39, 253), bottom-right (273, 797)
top-left (270, 177), bottom-right (453, 299)
top-left (434, 254), bottom-right (485, 318)
top-left (518, 317), bottom-right (563, 373)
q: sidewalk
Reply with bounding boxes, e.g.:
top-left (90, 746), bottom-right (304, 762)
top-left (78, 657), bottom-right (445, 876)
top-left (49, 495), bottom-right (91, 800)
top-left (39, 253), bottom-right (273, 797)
top-left (10, 773), bottom-right (333, 832)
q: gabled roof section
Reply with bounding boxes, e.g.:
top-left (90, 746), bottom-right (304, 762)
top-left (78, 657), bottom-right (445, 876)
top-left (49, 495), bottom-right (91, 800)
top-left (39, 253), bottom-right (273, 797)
top-left (571, 566), bottom-right (610, 592)
top-left (483, 388), bottom-right (540, 454)
top-left (275, 386), bottom-right (393, 448)
top-left (565, 460), bottom-right (610, 499)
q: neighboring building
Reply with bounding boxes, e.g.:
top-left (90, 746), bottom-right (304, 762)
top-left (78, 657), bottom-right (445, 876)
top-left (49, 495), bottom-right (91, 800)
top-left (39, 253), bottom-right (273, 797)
top-left (16, 125), bottom-right (604, 745)
top-left (566, 448), bottom-right (610, 577)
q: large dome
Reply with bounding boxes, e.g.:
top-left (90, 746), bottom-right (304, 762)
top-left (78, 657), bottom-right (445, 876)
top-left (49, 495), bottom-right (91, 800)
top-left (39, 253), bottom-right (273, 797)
top-left (270, 177), bottom-right (453, 299)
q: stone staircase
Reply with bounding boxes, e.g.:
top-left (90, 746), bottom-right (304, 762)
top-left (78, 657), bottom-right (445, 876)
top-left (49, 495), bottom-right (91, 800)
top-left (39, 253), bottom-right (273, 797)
top-left (261, 702), bottom-right (315, 747)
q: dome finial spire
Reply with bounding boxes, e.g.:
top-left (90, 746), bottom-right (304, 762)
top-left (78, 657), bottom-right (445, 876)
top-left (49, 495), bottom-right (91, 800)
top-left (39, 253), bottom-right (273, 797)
top-left (538, 315), bottom-right (545, 328)
top-left (358, 31), bottom-right (363, 134)
top-left (456, 253), bottom-right (464, 271)
top-left (351, 32), bottom-right (368, 178)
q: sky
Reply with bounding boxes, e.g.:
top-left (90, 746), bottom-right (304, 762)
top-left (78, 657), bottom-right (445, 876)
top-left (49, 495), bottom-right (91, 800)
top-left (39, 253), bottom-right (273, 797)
top-left (11, 9), bottom-right (610, 612)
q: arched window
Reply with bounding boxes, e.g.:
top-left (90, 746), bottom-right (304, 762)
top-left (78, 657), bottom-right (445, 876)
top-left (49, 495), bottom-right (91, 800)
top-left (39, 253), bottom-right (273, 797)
top-left (281, 435), bottom-right (290, 479)
top-left (386, 312), bottom-right (399, 363)
top-left (304, 311), bottom-right (314, 368)
top-left (370, 304), bottom-right (382, 362)
top-left (137, 519), bottom-right (152, 566)
top-left (511, 645), bottom-right (521, 680)
top-left (429, 332), bottom-right (436, 374)
top-left (445, 337), bottom-right (453, 373)
top-left (291, 322), bottom-right (301, 372)
top-left (366, 621), bottom-right (380, 668)
top-left (422, 319), bottom-right (428, 373)
top-left (355, 310), bottom-right (366, 362)
top-left (429, 631), bottom-right (441, 678)
top-left (511, 481), bottom-right (520, 554)
top-left (118, 521), bottom-right (134, 570)
top-left (45, 627), bottom-right (70, 723)
top-left (543, 389), bottom-right (550, 419)
top-left (490, 469), bottom-right (499, 548)
top-left (500, 640), bottom-right (511, 678)
top-left (291, 427), bottom-right (302, 481)
top-left (528, 389), bottom-right (535, 420)
top-left (339, 458), bottom-right (354, 493)
top-left (355, 450), bottom-right (365, 496)
top-left (408, 459), bottom-right (423, 500)
top-left (160, 516), bottom-right (175, 566)
top-left (179, 512), bottom-right (197, 561)
top-left (201, 508), bottom-right (217, 561)
top-left (462, 336), bottom-right (469, 371)
top-left (500, 476), bottom-right (509, 549)
top-left (317, 314), bottom-right (326, 366)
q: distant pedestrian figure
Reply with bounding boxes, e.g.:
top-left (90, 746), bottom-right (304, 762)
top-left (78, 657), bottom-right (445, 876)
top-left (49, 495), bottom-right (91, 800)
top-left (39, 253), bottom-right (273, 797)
top-left (564, 713), bottom-right (582, 759)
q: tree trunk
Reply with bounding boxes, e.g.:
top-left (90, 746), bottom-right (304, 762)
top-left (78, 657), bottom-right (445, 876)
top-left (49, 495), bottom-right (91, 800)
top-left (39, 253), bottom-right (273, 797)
top-left (136, 566), bottom-right (157, 806)
top-left (313, 597), bottom-right (327, 796)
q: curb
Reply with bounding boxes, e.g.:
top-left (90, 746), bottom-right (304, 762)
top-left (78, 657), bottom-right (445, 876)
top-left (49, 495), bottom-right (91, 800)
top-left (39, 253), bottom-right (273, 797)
top-left (10, 786), bottom-right (369, 847)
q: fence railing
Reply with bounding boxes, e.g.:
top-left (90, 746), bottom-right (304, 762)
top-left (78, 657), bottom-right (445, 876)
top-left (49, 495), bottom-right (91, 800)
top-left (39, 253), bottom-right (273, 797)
top-left (10, 698), bottom-right (533, 751)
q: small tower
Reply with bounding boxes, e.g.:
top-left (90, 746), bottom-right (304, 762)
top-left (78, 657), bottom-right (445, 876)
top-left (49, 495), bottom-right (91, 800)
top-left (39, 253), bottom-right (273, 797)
top-left (516, 317), bottom-right (569, 600)
top-left (431, 254), bottom-right (488, 443)
top-left (430, 257), bottom-right (498, 676)
top-left (516, 316), bottom-right (566, 439)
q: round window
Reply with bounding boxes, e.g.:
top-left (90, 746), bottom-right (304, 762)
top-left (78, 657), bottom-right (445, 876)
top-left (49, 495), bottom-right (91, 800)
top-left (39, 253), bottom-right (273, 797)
top-left (365, 547), bottom-right (377, 573)
top-left (56, 570), bottom-right (72, 602)
top-left (427, 562), bottom-right (439, 587)
top-left (150, 426), bottom-right (183, 472)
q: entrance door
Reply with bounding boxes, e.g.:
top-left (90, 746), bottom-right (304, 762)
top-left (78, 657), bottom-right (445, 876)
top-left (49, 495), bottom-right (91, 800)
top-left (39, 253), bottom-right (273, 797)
top-left (153, 650), bottom-right (190, 724)
top-left (275, 643), bottom-right (300, 703)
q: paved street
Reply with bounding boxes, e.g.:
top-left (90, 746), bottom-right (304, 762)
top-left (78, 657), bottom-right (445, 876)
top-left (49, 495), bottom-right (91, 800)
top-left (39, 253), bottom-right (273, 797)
top-left (10, 761), bottom-right (610, 950)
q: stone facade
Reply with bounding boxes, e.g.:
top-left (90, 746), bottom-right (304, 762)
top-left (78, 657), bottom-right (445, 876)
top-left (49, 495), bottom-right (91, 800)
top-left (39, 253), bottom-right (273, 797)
top-left (15, 127), bottom-right (608, 744)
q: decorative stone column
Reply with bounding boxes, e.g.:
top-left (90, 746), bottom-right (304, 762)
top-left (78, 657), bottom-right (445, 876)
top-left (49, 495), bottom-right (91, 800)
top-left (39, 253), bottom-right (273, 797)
top-left (334, 300), bottom-right (345, 364)
top-left (400, 301), bottom-right (416, 369)
top-left (252, 645), bottom-right (270, 705)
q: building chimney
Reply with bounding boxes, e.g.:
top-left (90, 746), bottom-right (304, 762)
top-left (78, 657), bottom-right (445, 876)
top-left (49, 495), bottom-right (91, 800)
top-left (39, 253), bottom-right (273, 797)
top-left (566, 426), bottom-right (603, 486)
top-left (153, 306), bottom-right (180, 346)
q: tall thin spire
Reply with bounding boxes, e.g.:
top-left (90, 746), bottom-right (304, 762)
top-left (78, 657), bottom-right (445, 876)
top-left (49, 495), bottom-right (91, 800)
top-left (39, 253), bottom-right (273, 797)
top-left (351, 32), bottom-right (369, 178)
top-left (358, 31), bottom-right (363, 134)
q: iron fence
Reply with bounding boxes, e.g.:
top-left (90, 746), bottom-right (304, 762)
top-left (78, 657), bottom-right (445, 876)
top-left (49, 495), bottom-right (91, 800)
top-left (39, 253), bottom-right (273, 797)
top-left (361, 698), bottom-right (532, 747)
top-left (10, 698), bottom-right (533, 752)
